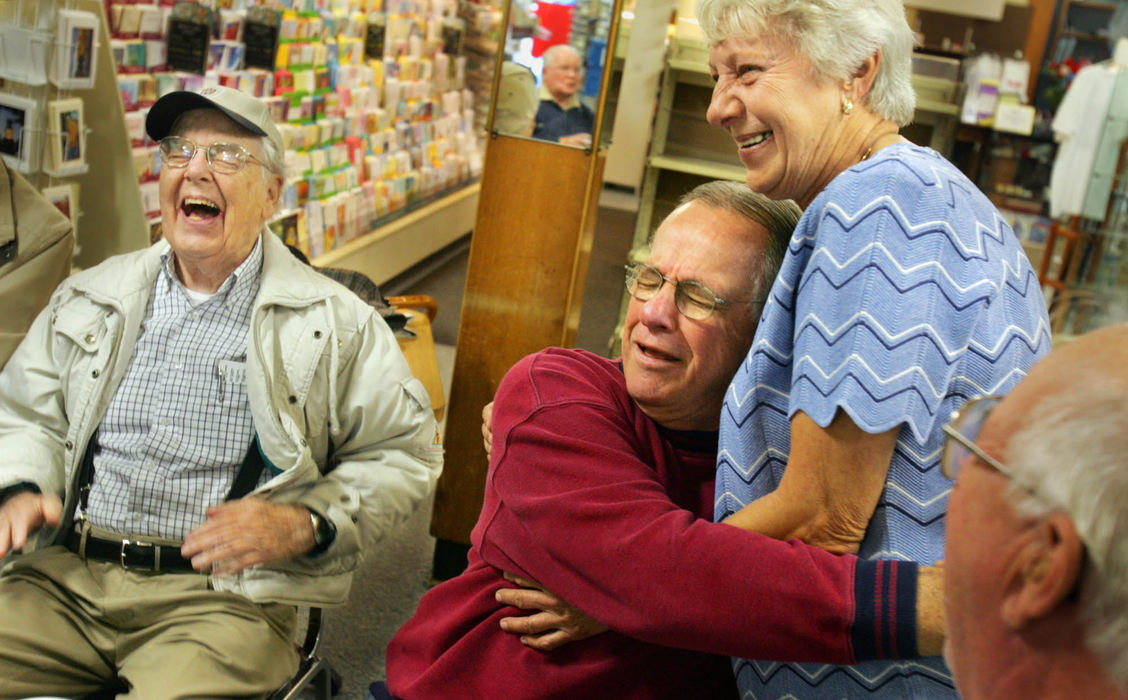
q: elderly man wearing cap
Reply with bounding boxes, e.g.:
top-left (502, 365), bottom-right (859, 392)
top-left (0, 86), bottom-right (442, 697)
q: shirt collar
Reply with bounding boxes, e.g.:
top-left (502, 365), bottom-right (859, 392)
top-left (160, 234), bottom-right (264, 305)
top-left (539, 85), bottom-right (581, 110)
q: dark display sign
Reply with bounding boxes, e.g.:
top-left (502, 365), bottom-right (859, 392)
top-left (165, 2), bottom-right (212, 75)
top-left (244, 6), bottom-right (280, 71)
top-left (364, 13), bottom-right (386, 60)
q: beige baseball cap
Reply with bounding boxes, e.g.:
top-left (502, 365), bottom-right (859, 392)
top-left (146, 85), bottom-right (284, 154)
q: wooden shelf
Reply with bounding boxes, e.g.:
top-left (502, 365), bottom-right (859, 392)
top-left (916, 98), bottom-right (960, 116)
top-left (668, 59), bottom-right (715, 87)
top-left (1069, 1), bottom-right (1120, 10)
top-left (1062, 29), bottom-right (1110, 41)
top-left (648, 154), bottom-right (747, 182)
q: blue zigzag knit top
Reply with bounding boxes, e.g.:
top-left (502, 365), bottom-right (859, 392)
top-left (716, 143), bottom-right (1051, 698)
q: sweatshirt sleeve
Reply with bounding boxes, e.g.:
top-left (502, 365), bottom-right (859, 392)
top-left (477, 351), bottom-right (918, 664)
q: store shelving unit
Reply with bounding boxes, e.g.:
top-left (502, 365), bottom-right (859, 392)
top-left (90, 1), bottom-right (485, 280)
top-left (1051, 0), bottom-right (1128, 63)
top-left (632, 53), bottom-right (746, 247)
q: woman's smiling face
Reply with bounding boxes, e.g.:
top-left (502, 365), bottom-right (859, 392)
top-left (706, 33), bottom-right (847, 208)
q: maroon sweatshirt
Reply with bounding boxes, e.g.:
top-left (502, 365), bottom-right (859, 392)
top-left (386, 349), bottom-right (917, 699)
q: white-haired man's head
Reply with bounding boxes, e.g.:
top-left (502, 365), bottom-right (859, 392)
top-left (943, 324), bottom-right (1128, 700)
top-left (542, 44), bottom-right (583, 104)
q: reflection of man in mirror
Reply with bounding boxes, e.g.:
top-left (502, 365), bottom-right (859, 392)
top-left (533, 44), bottom-right (594, 147)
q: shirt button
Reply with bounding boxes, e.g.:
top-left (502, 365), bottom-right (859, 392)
top-left (314, 330), bottom-right (322, 339)
top-left (65, 440), bottom-right (73, 450)
top-left (91, 369), bottom-right (100, 378)
top-left (288, 395), bottom-right (297, 404)
top-left (84, 333), bottom-right (96, 344)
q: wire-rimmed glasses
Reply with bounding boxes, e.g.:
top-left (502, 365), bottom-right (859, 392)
top-left (624, 262), bottom-right (764, 321)
top-left (158, 136), bottom-right (268, 174)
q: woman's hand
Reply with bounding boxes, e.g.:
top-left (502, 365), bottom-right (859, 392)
top-left (495, 572), bottom-right (608, 651)
top-left (722, 408), bottom-right (898, 554)
top-left (481, 402), bottom-right (494, 457)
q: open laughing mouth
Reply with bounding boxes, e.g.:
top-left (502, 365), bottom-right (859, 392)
top-left (181, 196), bottom-right (221, 222)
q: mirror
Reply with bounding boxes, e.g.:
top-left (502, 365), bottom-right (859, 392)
top-left (488, 0), bottom-right (619, 148)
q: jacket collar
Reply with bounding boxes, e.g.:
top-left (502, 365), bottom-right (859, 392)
top-left (69, 233), bottom-right (337, 309)
top-left (69, 240), bottom-right (166, 304)
top-left (257, 231), bottom-right (336, 307)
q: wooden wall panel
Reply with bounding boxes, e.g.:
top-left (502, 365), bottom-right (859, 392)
top-left (430, 134), bottom-right (605, 545)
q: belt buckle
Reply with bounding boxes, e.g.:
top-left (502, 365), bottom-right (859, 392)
top-left (120, 538), bottom-right (156, 571)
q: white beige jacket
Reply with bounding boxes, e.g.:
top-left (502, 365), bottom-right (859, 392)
top-left (0, 233), bottom-right (443, 606)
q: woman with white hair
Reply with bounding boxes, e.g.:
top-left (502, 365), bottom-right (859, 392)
top-left (699, 0), bottom-right (1051, 697)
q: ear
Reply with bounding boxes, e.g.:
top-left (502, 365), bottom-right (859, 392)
top-left (847, 49), bottom-right (882, 100)
top-left (1000, 513), bottom-right (1085, 629)
top-left (262, 172), bottom-right (284, 220)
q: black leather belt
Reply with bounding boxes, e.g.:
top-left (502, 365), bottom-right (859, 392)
top-left (64, 526), bottom-right (196, 573)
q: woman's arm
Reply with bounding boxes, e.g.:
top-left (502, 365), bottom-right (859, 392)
top-left (722, 408), bottom-right (898, 554)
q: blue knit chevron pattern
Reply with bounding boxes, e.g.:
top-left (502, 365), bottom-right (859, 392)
top-left (717, 143), bottom-right (1051, 698)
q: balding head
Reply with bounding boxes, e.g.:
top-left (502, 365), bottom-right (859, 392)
top-left (543, 44), bottom-right (580, 70)
top-left (542, 44), bottom-right (583, 104)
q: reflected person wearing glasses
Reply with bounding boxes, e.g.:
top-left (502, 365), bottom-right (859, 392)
top-left (533, 44), bottom-right (594, 147)
top-left (942, 324), bottom-right (1128, 700)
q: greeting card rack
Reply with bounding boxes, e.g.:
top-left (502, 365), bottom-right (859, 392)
top-left (0, 0), bottom-right (149, 270)
top-left (100, 0), bottom-right (484, 286)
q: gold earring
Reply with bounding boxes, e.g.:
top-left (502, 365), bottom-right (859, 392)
top-left (842, 94), bottom-right (853, 115)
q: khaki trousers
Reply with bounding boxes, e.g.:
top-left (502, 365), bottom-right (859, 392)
top-left (0, 546), bottom-right (299, 699)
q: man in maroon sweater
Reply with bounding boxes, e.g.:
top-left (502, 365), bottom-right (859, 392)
top-left (378, 182), bottom-right (944, 699)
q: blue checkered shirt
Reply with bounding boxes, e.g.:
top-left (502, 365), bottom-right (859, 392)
top-left (85, 237), bottom-right (265, 540)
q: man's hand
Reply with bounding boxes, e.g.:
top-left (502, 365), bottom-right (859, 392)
top-left (495, 572), bottom-right (607, 651)
top-left (917, 563), bottom-right (946, 656)
top-left (481, 402), bottom-right (494, 457)
top-left (558, 133), bottom-right (593, 148)
top-left (181, 498), bottom-right (316, 576)
top-left (0, 491), bottom-right (62, 558)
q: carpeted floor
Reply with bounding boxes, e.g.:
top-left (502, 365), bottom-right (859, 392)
top-left (312, 191), bottom-right (639, 698)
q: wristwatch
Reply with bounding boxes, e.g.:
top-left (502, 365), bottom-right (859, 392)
top-left (307, 509), bottom-right (336, 555)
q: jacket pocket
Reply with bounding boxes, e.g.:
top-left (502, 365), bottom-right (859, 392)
top-left (53, 300), bottom-right (106, 353)
top-left (51, 297), bottom-right (111, 394)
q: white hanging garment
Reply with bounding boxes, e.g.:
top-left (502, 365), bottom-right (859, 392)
top-left (1050, 63), bottom-right (1118, 218)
